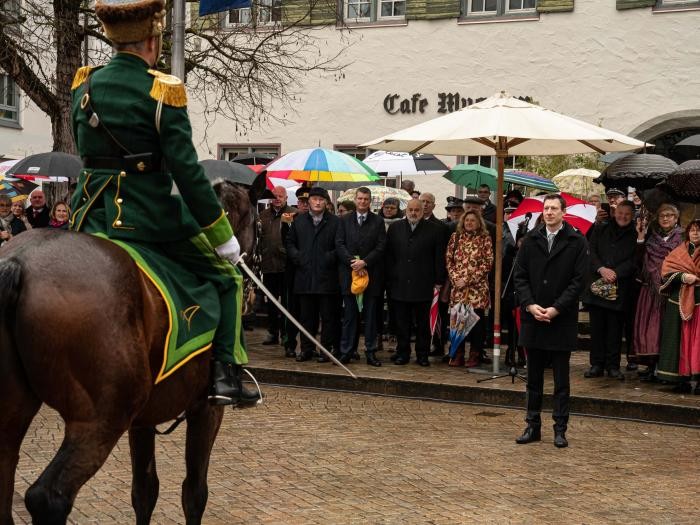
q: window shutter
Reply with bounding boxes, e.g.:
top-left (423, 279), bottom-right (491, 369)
top-left (190, 2), bottom-right (221, 30)
top-left (616, 0), bottom-right (655, 9)
top-left (283, 0), bottom-right (337, 26)
top-left (282, 0), bottom-right (313, 25)
top-left (310, 0), bottom-right (338, 25)
top-left (536, 0), bottom-right (574, 13)
top-left (406, 0), bottom-right (461, 20)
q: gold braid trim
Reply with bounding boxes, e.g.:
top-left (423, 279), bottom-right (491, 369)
top-left (148, 70), bottom-right (187, 108)
top-left (71, 66), bottom-right (93, 91)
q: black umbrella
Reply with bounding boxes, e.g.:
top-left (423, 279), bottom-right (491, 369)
top-left (229, 153), bottom-right (276, 166)
top-left (594, 154), bottom-right (678, 191)
top-left (200, 160), bottom-right (267, 203)
top-left (656, 160), bottom-right (700, 203)
top-left (200, 160), bottom-right (259, 185)
top-left (599, 151), bottom-right (634, 165)
top-left (6, 152), bottom-right (82, 180)
top-left (671, 134), bottom-right (700, 163)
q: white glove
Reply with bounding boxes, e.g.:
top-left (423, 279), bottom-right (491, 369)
top-left (215, 235), bottom-right (241, 264)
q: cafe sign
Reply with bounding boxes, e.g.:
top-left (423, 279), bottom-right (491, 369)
top-left (383, 92), bottom-right (533, 115)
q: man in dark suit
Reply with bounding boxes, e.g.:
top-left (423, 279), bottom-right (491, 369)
top-left (336, 187), bottom-right (386, 366)
top-left (478, 184), bottom-right (497, 224)
top-left (385, 199), bottom-right (446, 366)
top-left (285, 187), bottom-right (341, 362)
top-left (514, 194), bottom-right (589, 448)
top-left (27, 189), bottom-right (50, 228)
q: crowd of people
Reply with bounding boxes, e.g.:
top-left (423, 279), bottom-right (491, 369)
top-left (256, 180), bottom-right (700, 399)
top-left (0, 189), bottom-right (72, 247)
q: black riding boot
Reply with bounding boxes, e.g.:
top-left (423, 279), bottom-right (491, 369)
top-left (209, 360), bottom-right (261, 406)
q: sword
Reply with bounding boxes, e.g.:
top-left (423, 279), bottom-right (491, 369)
top-left (236, 256), bottom-right (357, 379)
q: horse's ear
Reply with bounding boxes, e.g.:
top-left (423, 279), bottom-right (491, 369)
top-left (248, 186), bottom-right (259, 206)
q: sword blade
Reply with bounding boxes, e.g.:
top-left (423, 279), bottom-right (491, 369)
top-left (237, 257), bottom-right (357, 379)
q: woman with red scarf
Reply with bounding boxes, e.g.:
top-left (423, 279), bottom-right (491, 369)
top-left (48, 201), bottom-right (71, 230)
top-left (656, 219), bottom-right (700, 389)
top-left (630, 204), bottom-right (683, 379)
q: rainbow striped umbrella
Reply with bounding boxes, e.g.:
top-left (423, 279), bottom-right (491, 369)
top-left (504, 170), bottom-right (559, 192)
top-left (265, 148), bottom-right (380, 183)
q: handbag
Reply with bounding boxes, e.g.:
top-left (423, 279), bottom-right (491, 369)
top-left (590, 277), bottom-right (617, 301)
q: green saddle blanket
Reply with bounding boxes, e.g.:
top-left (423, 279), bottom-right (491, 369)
top-left (94, 233), bottom-right (219, 383)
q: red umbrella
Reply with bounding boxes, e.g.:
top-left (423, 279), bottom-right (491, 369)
top-left (506, 193), bottom-right (597, 238)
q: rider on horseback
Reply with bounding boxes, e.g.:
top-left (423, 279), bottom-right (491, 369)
top-left (69, 0), bottom-right (259, 407)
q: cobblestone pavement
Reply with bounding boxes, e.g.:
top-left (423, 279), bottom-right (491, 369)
top-left (13, 387), bottom-right (700, 524)
top-left (245, 327), bottom-right (700, 410)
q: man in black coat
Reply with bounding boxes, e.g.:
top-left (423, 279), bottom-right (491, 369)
top-left (514, 194), bottom-right (589, 448)
top-left (26, 189), bottom-right (50, 228)
top-left (385, 199), bottom-right (447, 366)
top-left (582, 200), bottom-right (637, 379)
top-left (285, 187), bottom-right (340, 362)
top-left (336, 187), bottom-right (386, 366)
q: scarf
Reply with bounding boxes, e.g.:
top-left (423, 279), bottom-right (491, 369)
top-left (49, 219), bottom-right (67, 229)
top-left (642, 226), bottom-right (683, 293)
top-left (660, 242), bottom-right (700, 321)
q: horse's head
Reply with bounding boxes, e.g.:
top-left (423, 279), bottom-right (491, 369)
top-left (212, 181), bottom-right (257, 264)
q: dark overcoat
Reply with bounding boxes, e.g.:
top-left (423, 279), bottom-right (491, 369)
top-left (336, 211), bottom-right (386, 297)
top-left (286, 211), bottom-right (340, 295)
top-left (581, 220), bottom-right (638, 311)
top-left (385, 219), bottom-right (447, 303)
top-left (259, 204), bottom-right (296, 274)
top-left (514, 221), bottom-right (589, 352)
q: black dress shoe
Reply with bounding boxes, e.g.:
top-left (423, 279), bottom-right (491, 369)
top-left (284, 348), bottom-right (297, 358)
top-left (262, 333), bottom-right (279, 345)
top-left (416, 357), bottom-right (430, 367)
top-left (317, 354), bottom-right (330, 363)
top-left (515, 426), bottom-right (541, 445)
top-left (626, 362), bottom-right (638, 371)
top-left (208, 361), bottom-right (261, 406)
top-left (366, 352), bottom-right (382, 367)
top-left (394, 356), bottom-right (410, 365)
top-left (607, 368), bottom-right (624, 379)
top-left (584, 366), bottom-right (604, 378)
top-left (554, 433), bottom-right (568, 448)
top-left (390, 353), bottom-right (399, 362)
top-left (339, 353), bottom-right (352, 364)
top-left (352, 351), bottom-right (361, 361)
top-left (296, 351), bottom-right (313, 362)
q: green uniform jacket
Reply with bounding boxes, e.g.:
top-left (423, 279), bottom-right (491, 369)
top-left (70, 52), bottom-right (232, 247)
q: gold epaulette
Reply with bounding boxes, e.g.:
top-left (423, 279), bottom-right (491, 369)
top-left (148, 69), bottom-right (187, 108)
top-left (71, 66), bottom-right (93, 91)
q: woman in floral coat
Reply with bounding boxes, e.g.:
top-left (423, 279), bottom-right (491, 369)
top-left (446, 210), bottom-right (493, 368)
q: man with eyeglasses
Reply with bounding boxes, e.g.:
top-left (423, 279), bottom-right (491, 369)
top-left (477, 184), bottom-right (497, 224)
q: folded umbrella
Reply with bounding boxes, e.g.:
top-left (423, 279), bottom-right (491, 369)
top-left (448, 303), bottom-right (480, 359)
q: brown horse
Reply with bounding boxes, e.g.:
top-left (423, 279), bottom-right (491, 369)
top-left (0, 181), bottom-right (256, 525)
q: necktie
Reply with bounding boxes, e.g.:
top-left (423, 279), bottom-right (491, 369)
top-left (358, 215), bottom-right (365, 226)
top-left (547, 232), bottom-right (555, 252)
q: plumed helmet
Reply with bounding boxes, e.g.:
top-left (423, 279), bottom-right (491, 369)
top-left (95, 0), bottom-right (166, 44)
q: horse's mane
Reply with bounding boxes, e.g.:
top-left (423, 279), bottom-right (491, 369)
top-left (212, 181), bottom-right (256, 264)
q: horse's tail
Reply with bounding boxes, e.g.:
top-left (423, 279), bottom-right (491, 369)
top-left (0, 257), bottom-right (22, 349)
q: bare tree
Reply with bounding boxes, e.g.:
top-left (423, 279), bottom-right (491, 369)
top-left (0, 0), bottom-right (349, 154)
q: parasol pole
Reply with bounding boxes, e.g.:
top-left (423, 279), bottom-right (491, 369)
top-left (492, 137), bottom-right (508, 374)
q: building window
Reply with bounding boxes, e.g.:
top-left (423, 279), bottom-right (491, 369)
top-left (219, 143), bottom-right (281, 161)
top-left (344, 0), bottom-right (406, 23)
top-left (226, 0), bottom-right (281, 28)
top-left (0, 74), bottom-right (20, 127)
top-left (334, 144), bottom-right (367, 161)
top-left (464, 0), bottom-right (536, 17)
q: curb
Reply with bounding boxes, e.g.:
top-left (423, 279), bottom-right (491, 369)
top-left (248, 367), bottom-right (700, 427)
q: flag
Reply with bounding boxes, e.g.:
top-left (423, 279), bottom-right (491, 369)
top-left (199, 0), bottom-right (251, 16)
top-left (429, 288), bottom-right (440, 336)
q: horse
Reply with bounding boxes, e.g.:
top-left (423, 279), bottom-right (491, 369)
top-left (0, 180), bottom-right (258, 525)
